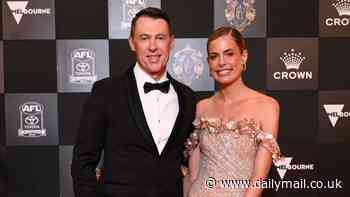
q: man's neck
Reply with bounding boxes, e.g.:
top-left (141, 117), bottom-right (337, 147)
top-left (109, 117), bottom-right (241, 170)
top-left (134, 62), bottom-right (167, 82)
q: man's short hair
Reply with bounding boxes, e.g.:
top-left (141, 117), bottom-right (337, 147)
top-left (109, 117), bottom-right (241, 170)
top-left (130, 7), bottom-right (173, 37)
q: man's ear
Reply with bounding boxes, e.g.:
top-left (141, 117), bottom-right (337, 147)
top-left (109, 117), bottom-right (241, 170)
top-left (128, 37), bottom-right (136, 52)
top-left (170, 35), bottom-right (175, 50)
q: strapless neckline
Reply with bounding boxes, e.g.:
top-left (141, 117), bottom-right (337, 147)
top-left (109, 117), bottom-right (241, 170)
top-left (193, 116), bottom-right (265, 135)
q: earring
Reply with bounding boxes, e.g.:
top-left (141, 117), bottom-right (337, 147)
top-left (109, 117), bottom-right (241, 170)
top-left (242, 62), bottom-right (247, 71)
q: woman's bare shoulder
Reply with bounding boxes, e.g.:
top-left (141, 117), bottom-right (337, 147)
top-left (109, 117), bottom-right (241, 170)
top-left (196, 97), bottom-right (214, 116)
top-left (247, 90), bottom-right (279, 108)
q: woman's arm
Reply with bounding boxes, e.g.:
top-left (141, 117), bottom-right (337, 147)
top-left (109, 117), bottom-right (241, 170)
top-left (183, 146), bottom-right (200, 197)
top-left (183, 99), bottom-right (208, 196)
top-left (245, 98), bottom-right (280, 197)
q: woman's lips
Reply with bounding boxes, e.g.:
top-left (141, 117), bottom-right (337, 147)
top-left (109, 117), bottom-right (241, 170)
top-left (216, 68), bottom-right (233, 76)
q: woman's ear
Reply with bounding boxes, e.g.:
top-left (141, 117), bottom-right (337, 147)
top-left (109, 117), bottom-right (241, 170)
top-left (242, 49), bottom-right (248, 64)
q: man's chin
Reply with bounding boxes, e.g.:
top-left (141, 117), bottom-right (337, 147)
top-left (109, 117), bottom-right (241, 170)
top-left (148, 63), bottom-right (167, 72)
top-left (150, 68), bottom-right (167, 78)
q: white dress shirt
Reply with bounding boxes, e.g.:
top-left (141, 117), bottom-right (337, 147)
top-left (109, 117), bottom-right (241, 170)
top-left (134, 63), bottom-right (179, 154)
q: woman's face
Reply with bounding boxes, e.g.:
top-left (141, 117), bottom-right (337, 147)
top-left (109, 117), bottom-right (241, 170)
top-left (207, 35), bottom-right (247, 86)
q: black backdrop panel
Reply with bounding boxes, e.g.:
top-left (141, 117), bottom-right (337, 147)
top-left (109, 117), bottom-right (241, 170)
top-left (0, 145), bottom-right (6, 196)
top-left (58, 93), bottom-right (88, 145)
top-left (55, 0), bottom-right (108, 39)
top-left (109, 39), bottom-right (136, 77)
top-left (244, 38), bottom-right (267, 90)
top-left (267, 0), bottom-right (319, 37)
top-left (317, 143), bottom-right (350, 196)
top-left (0, 95), bottom-right (4, 146)
top-left (267, 91), bottom-right (318, 143)
top-left (7, 146), bottom-right (59, 197)
top-left (319, 38), bottom-right (350, 90)
top-left (4, 41), bottom-right (57, 93)
top-left (162, 0), bottom-right (213, 38)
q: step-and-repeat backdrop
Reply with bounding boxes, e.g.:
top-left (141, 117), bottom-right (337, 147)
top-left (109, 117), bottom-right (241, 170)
top-left (0, 0), bottom-right (349, 196)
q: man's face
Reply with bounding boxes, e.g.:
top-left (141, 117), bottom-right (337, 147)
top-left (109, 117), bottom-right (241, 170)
top-left (129, 16), bottom-right (174, 80)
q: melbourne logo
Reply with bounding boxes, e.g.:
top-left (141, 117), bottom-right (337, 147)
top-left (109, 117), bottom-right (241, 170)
top-left (70, 48), bottom-right (97, 85)
top-left (18, 102), bottom-right (46, 137)
top-left (323, 104), bottom-right (350, 127)
top-left (121, 0), bottom-right (146, 30)
top-left (6, 1), bottom-right (51, 24)
top-left (325, 0), bottom-right (350, 26)
top-left (273, 157), bottom-right (314, 180)
top-left (172, 44), bottom-right (204, 86)
top-left (225, 0), bottom-right (256, 32)
top-left (273, 49), bottom-right (312, 80)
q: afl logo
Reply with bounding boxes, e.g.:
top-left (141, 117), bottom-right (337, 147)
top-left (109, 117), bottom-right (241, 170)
top-left (18, 102), bottom-right (46, 137)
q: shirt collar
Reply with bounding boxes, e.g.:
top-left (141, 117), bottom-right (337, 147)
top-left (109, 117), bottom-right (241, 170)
top-left (133, 62), bottom-right (168, 90)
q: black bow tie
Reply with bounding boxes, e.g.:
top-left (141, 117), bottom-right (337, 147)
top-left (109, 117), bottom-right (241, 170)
top-left (143, 80), bottom-right (170, 94)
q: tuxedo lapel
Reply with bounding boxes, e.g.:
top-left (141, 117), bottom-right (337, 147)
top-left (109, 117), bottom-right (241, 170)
top-left (124, 68), bottom-right (159, 155)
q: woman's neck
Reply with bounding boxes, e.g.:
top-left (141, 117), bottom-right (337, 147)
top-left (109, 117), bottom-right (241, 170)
top-left (216, 77), bottom-right (250, 104)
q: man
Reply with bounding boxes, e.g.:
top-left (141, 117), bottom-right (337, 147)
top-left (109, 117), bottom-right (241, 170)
top-left (71, 7), bottom-right (196, 197)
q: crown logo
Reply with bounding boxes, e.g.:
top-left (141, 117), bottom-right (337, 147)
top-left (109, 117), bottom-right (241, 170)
top-left (333, 0), bottom-right (350, 16)
top-left (279, 49), bottom-right (306, 70)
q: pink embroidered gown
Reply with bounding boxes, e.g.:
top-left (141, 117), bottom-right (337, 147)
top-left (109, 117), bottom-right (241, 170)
top-left (184, 117), bottom-right (282, 197)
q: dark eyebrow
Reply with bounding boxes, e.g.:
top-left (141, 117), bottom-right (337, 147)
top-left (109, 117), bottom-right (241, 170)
top-left (208, 48), bottom-right (234, 55)
top-left (138, 34), bottom-right (150, 37)
top-left (208, 52), bottom-right (218, 56)
top-left (223, 49), bottom-right (234, 53)
top-left (156, 33), bottom-right (169, 38)
top-left (137, 33), bottom-right (168, 37)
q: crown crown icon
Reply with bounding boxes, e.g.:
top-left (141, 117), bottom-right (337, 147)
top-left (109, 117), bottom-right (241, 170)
top-left (333, 0), bottom-right (350, 16)
top-left (279, 49), bottom-right (306, 70)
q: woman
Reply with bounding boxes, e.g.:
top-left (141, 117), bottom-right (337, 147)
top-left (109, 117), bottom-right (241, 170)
top-left (183, 27), bottom-right (283, 197)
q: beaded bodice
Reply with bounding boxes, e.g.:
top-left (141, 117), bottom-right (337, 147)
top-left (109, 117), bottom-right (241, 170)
top-left (184, 117), bottom-right (282, 197)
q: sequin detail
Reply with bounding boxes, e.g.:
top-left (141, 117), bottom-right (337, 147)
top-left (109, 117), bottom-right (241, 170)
top-left (184, 117), bottom-right (282, 161)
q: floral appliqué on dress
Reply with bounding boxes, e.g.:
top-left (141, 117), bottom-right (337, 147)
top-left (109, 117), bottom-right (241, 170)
top-left (183, 117), bottom-right (283, 161)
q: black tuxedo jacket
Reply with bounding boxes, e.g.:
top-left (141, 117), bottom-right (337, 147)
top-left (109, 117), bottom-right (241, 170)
top-left (71, 67), bottom-right (196, 197)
